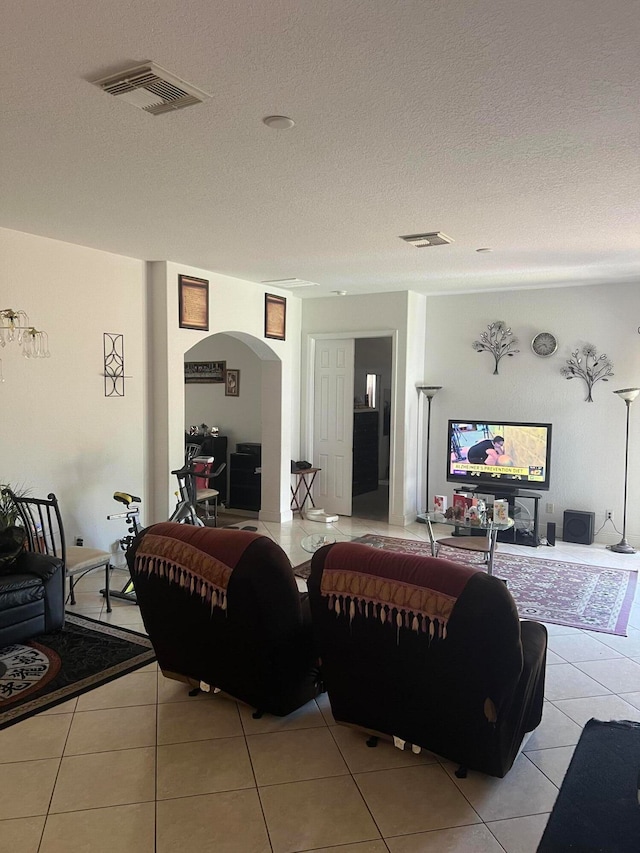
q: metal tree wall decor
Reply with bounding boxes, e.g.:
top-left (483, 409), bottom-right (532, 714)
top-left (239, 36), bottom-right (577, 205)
top-left (472, 321), bottom-right (519, 375)
top-left (560, 344), bottom-right (614, 402)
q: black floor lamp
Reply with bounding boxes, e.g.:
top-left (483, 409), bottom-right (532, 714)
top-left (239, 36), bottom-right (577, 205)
top-left (609, 387), bottom-right (640, 554)
top-left (416, 385), bottom-right (442, 521)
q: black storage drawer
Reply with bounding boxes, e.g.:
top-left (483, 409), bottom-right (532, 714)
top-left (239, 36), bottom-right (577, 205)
top-left (236, 442), bottom-right (262, 462)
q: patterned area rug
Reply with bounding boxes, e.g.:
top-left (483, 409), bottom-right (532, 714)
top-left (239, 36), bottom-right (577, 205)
top-left (294, 534), bottom-right (637, 636)
top-left (0, 613), bottom-right (155, 730)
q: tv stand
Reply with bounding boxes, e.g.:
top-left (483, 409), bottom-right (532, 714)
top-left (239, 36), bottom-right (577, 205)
top-left (454, 487), bottom-right (541, 547)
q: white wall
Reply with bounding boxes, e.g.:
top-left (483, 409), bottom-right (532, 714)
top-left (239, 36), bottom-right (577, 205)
top-left (7, 224), bottom-right (635, 551)
top-left (148, 261), bottom-right (302, 524)
top-left (0, 227), bottom-right (147, 562)
top-left (424, 281), bottom-right (640, 546)
top-left (184, 333), bottom-right (262, 451)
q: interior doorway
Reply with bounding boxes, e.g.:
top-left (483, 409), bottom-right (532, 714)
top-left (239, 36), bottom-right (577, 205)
top-left (351, 337), bottom-right (392, 521)
top-left (311, 333), bottom-right (393, 522)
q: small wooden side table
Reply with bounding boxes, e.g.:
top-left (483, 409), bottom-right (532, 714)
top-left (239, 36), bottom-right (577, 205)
top-left (291, 467), bottom-right (321, 516)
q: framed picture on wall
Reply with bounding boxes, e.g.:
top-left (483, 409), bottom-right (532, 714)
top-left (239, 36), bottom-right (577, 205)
top-left (179, 275), bottom-right (209, 331)
top-left (184, 361), bottom-right (226, 384)
top-left (264, 293), bottom-right (286, 340)
top-left (225, 368), bottom-right (240, 397)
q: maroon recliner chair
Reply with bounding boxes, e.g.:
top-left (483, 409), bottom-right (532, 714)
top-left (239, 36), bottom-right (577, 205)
top-left (308, 541), bottom-right (547, 777)
top-left (128, 522), bottom-right (321, 716)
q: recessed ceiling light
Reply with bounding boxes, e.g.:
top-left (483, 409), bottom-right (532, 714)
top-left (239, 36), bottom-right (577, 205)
top-left (476, 247), bottom-right (493, 253)
top-left (263, 115), bottom-right (295, 129)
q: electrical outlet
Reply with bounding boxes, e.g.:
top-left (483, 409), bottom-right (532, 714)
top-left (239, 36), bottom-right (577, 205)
top-left (606, 510), bottom-right (614, 521)
top-left (545, 502), bottom-right (554, 514)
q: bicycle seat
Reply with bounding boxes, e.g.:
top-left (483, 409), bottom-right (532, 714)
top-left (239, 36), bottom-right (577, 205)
top-left (114, 491), bottom-right (141, 507)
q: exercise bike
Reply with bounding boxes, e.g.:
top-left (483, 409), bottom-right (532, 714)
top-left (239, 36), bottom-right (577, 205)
top-left (103, 456), bottom-right (214, 605)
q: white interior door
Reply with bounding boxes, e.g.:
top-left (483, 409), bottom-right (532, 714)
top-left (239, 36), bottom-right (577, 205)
top-left (313, 339), bottom-right (355, 516)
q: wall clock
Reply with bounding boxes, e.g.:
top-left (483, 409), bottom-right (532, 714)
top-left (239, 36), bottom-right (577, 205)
top-left (531, 332), bottom-right (558, 357)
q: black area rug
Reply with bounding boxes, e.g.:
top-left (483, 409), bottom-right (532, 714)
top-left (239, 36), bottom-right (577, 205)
top-left (538, 718), bottom-right (640, 852)
top-left (0, 613), bottom-right (155, 730)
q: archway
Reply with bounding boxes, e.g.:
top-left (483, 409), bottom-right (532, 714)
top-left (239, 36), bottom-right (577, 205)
top-left (151, 329), bottom-right (289, 526)
top-left (183, 332), bottom-right (273, 519)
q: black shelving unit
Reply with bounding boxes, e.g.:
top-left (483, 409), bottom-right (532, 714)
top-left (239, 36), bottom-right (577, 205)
top-left (453, 487), bottom-right (541, 547)
top-left (230, 444), bottom-right (261, 511)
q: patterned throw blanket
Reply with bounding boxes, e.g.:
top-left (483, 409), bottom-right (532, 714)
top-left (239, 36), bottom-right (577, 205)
top-left (319, 542), bottom-right (479, 640)
top-left (133, 522), bottom-right (261, 613)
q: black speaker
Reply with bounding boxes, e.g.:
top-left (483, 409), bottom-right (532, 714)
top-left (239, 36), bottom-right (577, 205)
top-left (563, 510), bottom-right (595, 545)
top-left (546, 521), bottom-right (556, 546)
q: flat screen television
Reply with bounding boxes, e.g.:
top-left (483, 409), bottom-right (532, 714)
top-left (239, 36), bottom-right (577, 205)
top-left (447, 420), bottom-right (552, 493)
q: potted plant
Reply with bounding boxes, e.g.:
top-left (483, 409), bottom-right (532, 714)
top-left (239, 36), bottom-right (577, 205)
top-left (0, 485), bottom-right (20, 530)
top-left (0, 485), bottom-right (27, 567)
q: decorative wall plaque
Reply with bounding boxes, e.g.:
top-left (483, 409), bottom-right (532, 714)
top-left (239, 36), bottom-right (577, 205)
top-left (179, 275), bottom-right (209, 331)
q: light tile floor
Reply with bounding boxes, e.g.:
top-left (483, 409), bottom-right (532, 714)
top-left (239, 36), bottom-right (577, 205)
top-left (2, 516), bottom-right (640, 853)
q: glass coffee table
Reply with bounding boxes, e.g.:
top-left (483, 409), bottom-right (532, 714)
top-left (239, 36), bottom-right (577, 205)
top-left (416, 512), bottom-right (514, 576)
top-left (300, 534), bottom-right (385, 554)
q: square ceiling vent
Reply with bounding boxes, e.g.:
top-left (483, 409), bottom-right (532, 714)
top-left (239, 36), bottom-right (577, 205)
top-left (261, 278), bottom-right (320, 289)
top-left (399, 232), bottom-right (453, 248)
top-left (91, 62), bottom-right (211, 115)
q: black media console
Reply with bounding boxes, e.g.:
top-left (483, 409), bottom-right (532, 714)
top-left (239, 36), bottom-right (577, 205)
top-left (454, 487), bottom-right (541, 547)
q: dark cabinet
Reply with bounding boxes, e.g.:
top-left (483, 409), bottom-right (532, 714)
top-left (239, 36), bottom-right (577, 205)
top-left (453, 487), bottom-right (541, 547)
top-left (230, 446), bottom-right (261, 511)
top-left (352, 410), bottom-right (379, 496)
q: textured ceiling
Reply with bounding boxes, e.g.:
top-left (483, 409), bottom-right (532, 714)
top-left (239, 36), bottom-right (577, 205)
top-left (2, 0), bottom-right (638, 297)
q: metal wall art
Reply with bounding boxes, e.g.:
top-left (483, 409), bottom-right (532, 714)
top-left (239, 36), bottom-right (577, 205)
top-left (560, 344), bottom-right (614, 402)
top-left (103, 333), bottom-right (128, 397)
top-left (472, 321), bottom-right (519, 375)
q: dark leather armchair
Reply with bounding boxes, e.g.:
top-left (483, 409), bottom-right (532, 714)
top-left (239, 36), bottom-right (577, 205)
top-left (0, 550), bottom-right (65, 646)
top-left (127, 522), bottom-right (321, 716)
top-left (308, 542), bottom-right (547, 777)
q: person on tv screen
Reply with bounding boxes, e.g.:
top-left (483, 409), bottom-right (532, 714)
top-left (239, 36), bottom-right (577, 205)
top-left (467, 435), bottom-right (505, 466)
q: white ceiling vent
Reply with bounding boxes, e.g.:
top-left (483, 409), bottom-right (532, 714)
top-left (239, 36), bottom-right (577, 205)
top-left (399, 232), bottom-right (453, 248)
top-left (261, 278), bottom-right (320, 289)
top-left (91, 62), bottom-right (211, 115)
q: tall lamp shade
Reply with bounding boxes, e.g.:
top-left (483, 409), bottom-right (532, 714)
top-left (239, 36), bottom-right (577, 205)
top-left (416, 385), bottom-right (442, 519)
top-left (609, 387), bottom-right (640, 554)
